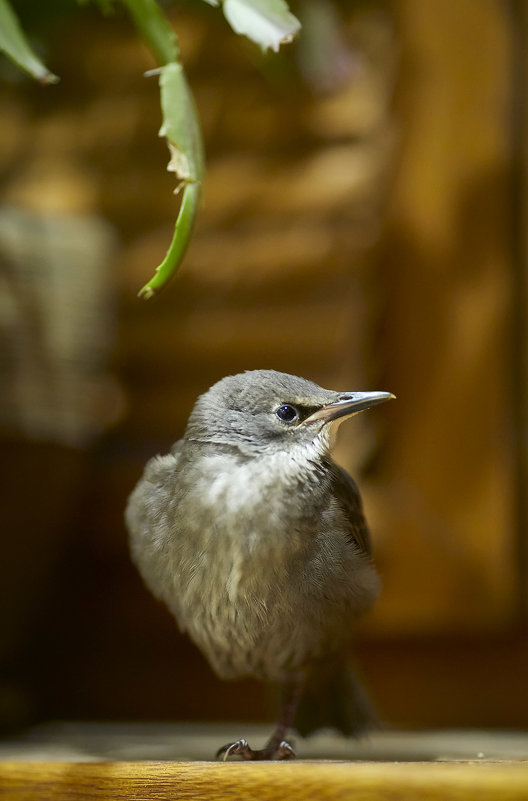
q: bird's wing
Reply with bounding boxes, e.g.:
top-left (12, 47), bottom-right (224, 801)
top-left (325, 460), bottom-right (372, 556)
top-left (129, 441), bottom-right (183, 529)
top-left (125, 441), bottom-right (185, 597)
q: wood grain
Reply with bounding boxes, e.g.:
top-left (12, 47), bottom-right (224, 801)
top-left (1, 761), bottom-right (528, 801)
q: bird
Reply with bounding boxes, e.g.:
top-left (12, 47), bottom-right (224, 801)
top-left (125, 369), bottom-right (394, 760)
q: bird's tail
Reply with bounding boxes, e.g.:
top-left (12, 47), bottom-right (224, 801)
top-left (293, 660), bottom-right (378, 738)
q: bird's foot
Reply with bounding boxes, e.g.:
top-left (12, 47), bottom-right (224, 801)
top-left (216, 738), bottom-right (251, 761)
top-left (275, 740), bottom-right (296, 760)
top-left (216, 737), bottom-right (296, 761)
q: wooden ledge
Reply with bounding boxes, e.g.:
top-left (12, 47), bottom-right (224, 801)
top-left (1, 726), bottom-right (527, 799)
top-left (2, 760), bottom-right (528, 801)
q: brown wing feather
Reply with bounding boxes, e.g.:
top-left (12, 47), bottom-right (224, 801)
top-left (324, 459), bottom-right (372, 556)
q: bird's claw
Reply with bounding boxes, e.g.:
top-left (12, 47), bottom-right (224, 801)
top-left (276, 740), bottom-right (296, 760)
top-left (216, 737), bottom-right (296, 761)
top-left (216, 739), bottom-right (251, 761)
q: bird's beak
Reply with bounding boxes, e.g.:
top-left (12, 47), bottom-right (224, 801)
top-left (304, 391), bottom-right (396, 425)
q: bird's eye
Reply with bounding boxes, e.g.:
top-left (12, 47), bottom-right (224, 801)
top-left (275, 404), bottom-right (299, 423)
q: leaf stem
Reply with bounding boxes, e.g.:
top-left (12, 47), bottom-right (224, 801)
top-left (120, 0), bottom-right (179, 65)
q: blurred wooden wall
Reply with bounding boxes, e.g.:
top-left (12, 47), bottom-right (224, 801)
top-left (0, 0), bottom-right (527, 733)
top-left (371, 0), bottom-right (517, 633)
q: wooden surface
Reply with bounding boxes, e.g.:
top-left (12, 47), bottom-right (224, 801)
top-left (1, 725), bottom-right (527, 800)
top-left (2, 760), bottom-right (528, 801)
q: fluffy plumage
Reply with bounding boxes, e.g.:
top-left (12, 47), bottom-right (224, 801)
top-left (126, 369), bottom-right (393, 759)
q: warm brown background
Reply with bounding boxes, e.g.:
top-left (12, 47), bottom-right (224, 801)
top-left (1, 0), bottom-right (527, 734)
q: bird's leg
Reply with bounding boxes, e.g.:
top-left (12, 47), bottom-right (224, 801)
top-left (216, 679), bottom-right (303, 761)
top-left (257, 679), bottom-right (303, 760)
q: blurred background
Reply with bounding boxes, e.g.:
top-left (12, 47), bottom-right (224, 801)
top-left (1, 0), bottom-right (527, 735)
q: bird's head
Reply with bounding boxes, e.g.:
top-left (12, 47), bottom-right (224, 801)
top-left (184, 370), bottom-right (394, 459)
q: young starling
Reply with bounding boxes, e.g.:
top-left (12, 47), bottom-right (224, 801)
top-left (126, 369), bottom-right (394, 759)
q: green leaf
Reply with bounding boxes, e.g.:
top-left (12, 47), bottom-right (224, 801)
top-left (158, 62), bottom-right (204, 187)
top-left (222, 0), bottom-right (301, 52)
top-left (138, 182), bottom-right (201, 299)
top-left (0, 0), bottom-right (59, 83)
top-left (121, 1), bottom-right (204, 296)
top-left (138, 62), bottom-right (204, 298)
